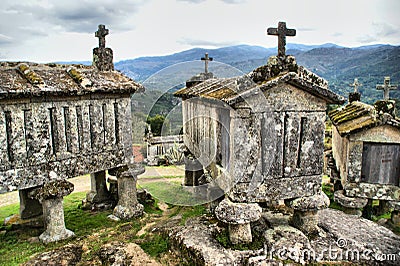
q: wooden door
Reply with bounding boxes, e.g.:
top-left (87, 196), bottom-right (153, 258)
top-left (361, 142), bottom-right (400, 186)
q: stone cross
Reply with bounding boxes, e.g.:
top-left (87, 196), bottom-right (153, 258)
top-left (267, 21), bottom-right (296, 58)
top-left (350, 78), bottom-right (362, 93)
top-left (95, 24), bottom-right (109, 49)
top-left (376, 76), bottom-right (397, 100)
top-left (201, 53), bottom-right (213, 73)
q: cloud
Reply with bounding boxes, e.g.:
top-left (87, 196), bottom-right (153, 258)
top-left (178, 37), bottom-right (239, 47)
top-left (372, 22), bottom-right (397, 37)
top-left (178, 0), bottom-right (245, 4)
top-left (7, 1), bottom-right (145, 33)
top-left (0, 34), bottom-right (13, 44)
top-left (177, 0), bottom-right (206, 3)
top-left (357, 35), bottom-right (378, 44)
top-left (297, 27), bottom-right (315, 32)
top-left (357, 22), bottom-right (398, 44)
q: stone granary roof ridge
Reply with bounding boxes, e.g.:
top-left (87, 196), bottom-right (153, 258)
top-left (174, 56), bottom-right (345, 105)
top-left (0, 61), bottom-right (145, 100)
top-left (329, 100), bottom-right (400, 136)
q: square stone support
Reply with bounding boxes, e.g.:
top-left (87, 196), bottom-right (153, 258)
top-left (19, 187), bottom-right (43, 219)
top-left (29, 180), bottom-right (75, 244)
top-left (86, 170), bottom-right (111, 204)
top-left (184, 156), bottom-right (204, 186)
top-left (113, 165), bottom-right (145, 220)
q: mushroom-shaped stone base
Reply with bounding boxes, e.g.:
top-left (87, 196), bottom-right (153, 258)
top-left (215, 198), bottom-right (262, 245)
top-left (286, 191), bottom-right (329, 236)
top-left (113, 165), bottom-right (145, 220)
top-left (334, 190), bottom-right (368, 217)
top-left (29, 180), bottom-right (75, 244)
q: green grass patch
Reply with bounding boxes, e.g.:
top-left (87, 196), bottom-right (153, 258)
top-left (139, 175), bottom-right (183, 179)
top-left (139, 181), bottom-right (208, 206)
top-left (322, 183), bottom-right (344, 211)
top-left (0, 191), bottom-right (147, 265)
top-left (139, 234), bottom-right (169, 258)
top-left (0, 203), bottom-right (19, 226)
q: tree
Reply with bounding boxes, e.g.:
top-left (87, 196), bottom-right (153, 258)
top-left (146, 114), bottom-right (170, 136)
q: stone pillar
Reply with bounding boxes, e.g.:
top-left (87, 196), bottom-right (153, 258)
top-left (184, 156), bottom-right (204, 186)
top-left (113, 165), bottom-right (145, 220)
top-left (215, 198), bottom-right (262, 245)
top-left (86, 170), bottom-right (111, 204)
top-left (334, 190), bottom-right (368, 217)
top-left (388, 201), bottom-right (400, 227)
top-left (19, 187), bottom-right (43, 219)
top-left (286, 191), bottom-right (330, 236)
top-left (29, 180), bottom-right (75, 244)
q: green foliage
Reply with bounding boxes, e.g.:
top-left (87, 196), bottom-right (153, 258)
top-left (146, 114), bottom-right (170, 136)
top-left (139, 234), bottom-right (169, 257)
top-left (164, 142), bottom-right (184, 165)
top-left (322, 183), bottom-right (344, 211)
top-left (139, 180), bottom-right (208, 206)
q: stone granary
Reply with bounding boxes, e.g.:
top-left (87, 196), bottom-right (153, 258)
top-left (0, 25), bottom-right (145, 243)
top-left (175, 22), bottom-right (345, 244)
top-left (328, 76), bottom-right (400, 224)
top-left (183, 53), bottom-right (216, 186)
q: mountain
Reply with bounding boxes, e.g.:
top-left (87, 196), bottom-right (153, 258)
top-left (116, 43), bottom-right (400, 106)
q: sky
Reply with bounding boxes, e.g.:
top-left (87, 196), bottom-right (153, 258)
top-left (0, 0), bottom-right (399, 63)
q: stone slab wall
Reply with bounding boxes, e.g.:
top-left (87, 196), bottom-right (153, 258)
top-left (0, 94), bottom-right (132, 193)
top-left (182, 83), bottom-right (327, 203)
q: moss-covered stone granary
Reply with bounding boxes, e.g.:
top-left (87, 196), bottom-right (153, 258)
top-left (175, 22), bottom-right (345, 243)
top-left (0, 24), bottom-right (145, 243)
top-left (328, 77), bottom-right (400, 224)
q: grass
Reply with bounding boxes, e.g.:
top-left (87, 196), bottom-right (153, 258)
top-left (0, 183), bottom-right (210, 265)
top-left (139, 175), bottom-right (183, 179)
top-left (139, 181), bottom-right (208, 206)
top-left (322, 183), bottom-right (344, 211)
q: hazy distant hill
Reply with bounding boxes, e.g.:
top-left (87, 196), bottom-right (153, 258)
top-left (116, 43), bottom-right (400, 105)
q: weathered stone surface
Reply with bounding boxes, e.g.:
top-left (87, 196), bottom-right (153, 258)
top-left (23, 244), bottom-right (82, 266)
top-left (3, 213), bottom-right (43, 228)
top-left (287, 191), bottom-right (330, 211)
top-left (215, 198), bottom-right (262, 224)
top-left (334, 190), bottom-right (368, 209)
top-left (318, 208), bottom-right (400, 265)
top-left (0, 24), bottom-right (144, 195)
top-left (86, 170), bottom-right (111, 204)
top-left (39, 197), bottom-right (75, 244)
top-left (390, 211), bottom-right (400, 226)
top-left (29, 180), bottom-right (74, 202)
top-left (345, 182), bottom-right (400, 201)
top-left (167, 217), bottom-right (263, 265)
top-left (113, 167), bottom-right (144, 220)
top-left (264, 225), bottom-right (311, 265)
top-left (97, 241), bottom-right (161, 266)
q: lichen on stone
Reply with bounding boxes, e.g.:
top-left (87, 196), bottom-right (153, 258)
top-left (17, 63), bottom-right (44, 86)
top-left (67, 66), bottom-right (92, 87)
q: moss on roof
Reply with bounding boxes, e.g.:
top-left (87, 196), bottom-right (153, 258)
top-left (0, 62), bottom-right (144, 100)
top-left (329, 100), bottom-right (400, 135)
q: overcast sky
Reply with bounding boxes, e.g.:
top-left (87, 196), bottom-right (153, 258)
top-left (0, 0), bottom-right (399, 63)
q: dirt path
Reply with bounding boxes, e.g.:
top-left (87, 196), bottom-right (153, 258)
top-left (0, 166), bottom-right (184, 208)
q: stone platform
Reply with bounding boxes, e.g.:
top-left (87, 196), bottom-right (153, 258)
top-left (165, 208), bottom-right (400, 265)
